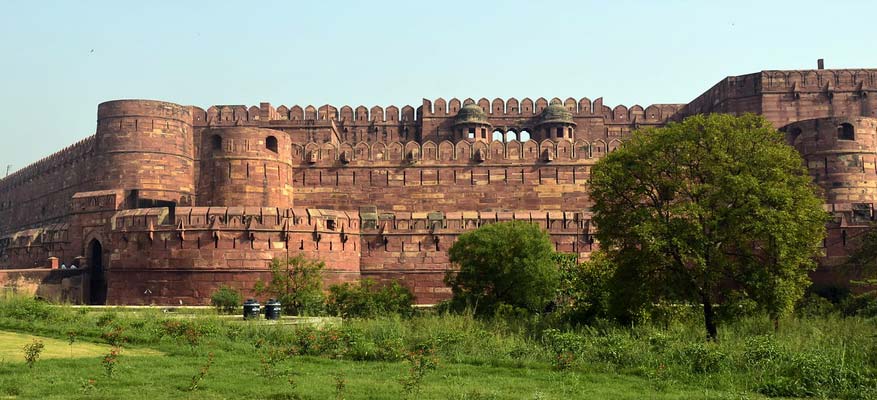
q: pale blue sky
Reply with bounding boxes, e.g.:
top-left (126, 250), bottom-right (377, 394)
top-left (1, 0), bottom-right (875, 173)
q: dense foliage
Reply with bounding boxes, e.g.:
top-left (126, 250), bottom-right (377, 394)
top-left (445, 221), bottom-right (560, 315)
top-left (589, 113), bottom-right (828, 339)
top-left (326, 279), bottom-right (415, 318)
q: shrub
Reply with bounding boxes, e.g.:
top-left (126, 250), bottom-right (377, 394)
top-left (841, 291), bottom-right (877, 318)
top-left (210, 286), bottom-right (241, 314)
top-left (326, 279), bottom-right (414, 318)
top-left (0, 296), bottom-right (53, 321)
top-left (23, 339), bottom-right (44, 368)
top-left (445, 221), bottom-right (559, 315)
top-left (682, 343), bottom-right (727, 374)
top-left (255, 255), bottom-right (325, 316)
top-left (794, 292), bottom-right (838, 317)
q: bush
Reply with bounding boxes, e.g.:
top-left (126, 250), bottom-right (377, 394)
top-left (794, 292), bottom-right (838, 318)
top-left (841, 291), bottom-right (877, 318)
top-left (0, 296), bottom-right (53, 321)
top-left (681, 343), bottom-right (727, 374)
top-left (210, 286), bottom-right (241, 314)
top-left (326, 279), bottom-right (414, 319)
top-left (254, 255), bottom-right (325, 316)
top-left (445, 221), bottom-right (559, 315)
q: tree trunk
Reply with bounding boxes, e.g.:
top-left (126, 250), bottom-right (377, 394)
top-left (702, 294), bottom-right (718, 341)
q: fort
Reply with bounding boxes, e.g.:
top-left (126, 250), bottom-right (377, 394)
top-left (1, 66), bottom-right (876, 305)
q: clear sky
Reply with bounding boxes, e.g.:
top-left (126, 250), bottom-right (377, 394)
top-left (1, 0), bottom-right (875, 174)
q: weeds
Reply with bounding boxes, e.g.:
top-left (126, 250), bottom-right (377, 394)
top-left (187, 352), bottom-right (215, 391)
top-left (334, 372), bottom-right (347, 400)
top-left (400, 347), bottom-right (439, 397)
top-left (101, 347), bottom-right (120, 377)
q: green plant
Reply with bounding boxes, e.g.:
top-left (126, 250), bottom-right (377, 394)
top-left (400, 347), bottom-right (439, 397)
top-left (101, 325), bottom-right (127, 347)
top-left (78, 378), bottom-right (97, 394)
top-left (22, 339), bottom-right (44, 368)
top-left (255, 255), bottom-right (326, 316)
top-left (101, 347), bottom-right (120, 377)
top-left (210, 286), bottom-right (242, 314)
top-left (334, 372), bottom-right (347, 400)
top-left (445, 221), bottom-right (559, 316)
top-left (682, 343), bottom-right (726, 374)
top-left (326, 279), bottom-right (414, 318)
top-left (66, 330), bottom-right (77, 358)
top-left (187, 352), bottom-right (215, 392)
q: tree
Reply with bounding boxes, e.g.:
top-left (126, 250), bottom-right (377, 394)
top-left (445, 220), bottom-right (559, 315)
top-left (254, 255), bottom-right (325, 316)
top-left (589, 113), bottom-right (828, 340)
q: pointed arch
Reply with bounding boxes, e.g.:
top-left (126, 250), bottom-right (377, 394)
top-left (421, 141), bottom-right (437, 161)
top-left (438, 140), bottom-right (455, 161)
top-left (506, 140), bottom-right (522, 160)
top-left (448, 98), bottom-right (462, 114)
top-left (455, 140), bottom-right (472, 161)
top-left (354, 142), bottom-right (370, 161)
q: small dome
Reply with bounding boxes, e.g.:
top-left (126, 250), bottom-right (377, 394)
top-left (453, 104), bottom-right (490, 126)
top-left (539, 99), bottom-right (576, 126)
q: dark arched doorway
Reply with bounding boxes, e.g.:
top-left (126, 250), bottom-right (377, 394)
top-left (88, 239), bottom-right (107, 305)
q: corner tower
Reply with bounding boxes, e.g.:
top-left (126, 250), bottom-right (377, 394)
top-left (94, 100), bottom-right (195, 207)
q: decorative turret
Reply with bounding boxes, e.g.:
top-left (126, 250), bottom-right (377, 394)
top-left (452, 104), bottom-right (492, 141)
top-left (535, 99), bottom-right (576, 140)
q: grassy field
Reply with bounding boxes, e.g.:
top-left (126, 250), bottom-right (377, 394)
top-left (0, 330), bottom-right (160, 360)
top-left (0, 297), bottom-right (874, 399)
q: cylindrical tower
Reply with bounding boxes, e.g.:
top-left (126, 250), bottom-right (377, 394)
top-left (785, 117), bottom-right (877, 208)
top-left (197, 127), bottom-right (293, 207)
top-left (95, 100), bottom-right (195, 205)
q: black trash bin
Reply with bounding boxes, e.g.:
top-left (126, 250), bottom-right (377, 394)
top-left (243, 298), bottom-right (261, 320)
top-left (265, 299), bottom-right (281, 320)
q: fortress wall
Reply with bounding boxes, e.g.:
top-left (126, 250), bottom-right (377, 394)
top-left (681, 70), bottom-right (877, 128)
top-left (104, 207), bottom-right (360, 305)
top-left (357, 210), bottom-right (593, 304)
top-left (0, 136), bottom-right (96, 239)
top-left (289, 138), bottom-right (596, 212)
top-left (95, 100), bottom-right (195, 205)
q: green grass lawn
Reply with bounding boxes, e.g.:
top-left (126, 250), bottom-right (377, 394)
top-left (0, 341), bottom-right (764, 400)
top-left (0, 297), bottom-right (873, 399)
top-left (0, 331), bottom-right (160, 361)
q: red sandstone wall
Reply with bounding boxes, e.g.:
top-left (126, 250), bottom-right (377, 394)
top-left (105, 207), bottom-right (360, 305)
top-left (0, 137), bottom-right (95, 238)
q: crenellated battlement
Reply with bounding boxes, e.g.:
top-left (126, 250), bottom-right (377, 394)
top-left (187, 97), bottom-right (683, 129)
top-left (421, 97), bottom-right (684, 124)
top-left (0, 135), bottom-right (95, 189)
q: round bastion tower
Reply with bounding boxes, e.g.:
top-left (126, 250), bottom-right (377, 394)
top-left (197, 127), bottom-right (293, 207)
top-left (785, 117), bottom-right (877, 213)
top-left (94, 100), bottom-right (196, 206)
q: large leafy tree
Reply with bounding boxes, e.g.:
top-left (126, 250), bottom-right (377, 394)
top-left (445, 221), bottom-right (559, 315)
top-left (590, 113), bottom-right (828, 340)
